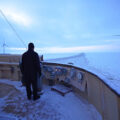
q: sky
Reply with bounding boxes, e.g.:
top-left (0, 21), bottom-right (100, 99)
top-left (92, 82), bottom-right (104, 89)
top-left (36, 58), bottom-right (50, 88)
top-left (0, 0), bottom-right (120, 56)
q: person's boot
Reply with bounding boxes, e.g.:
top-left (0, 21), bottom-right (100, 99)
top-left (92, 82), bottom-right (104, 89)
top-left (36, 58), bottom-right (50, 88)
top-left (33, 95), bottom-right (40, 101)
top-left (28, 96), bottom-right (31, 100)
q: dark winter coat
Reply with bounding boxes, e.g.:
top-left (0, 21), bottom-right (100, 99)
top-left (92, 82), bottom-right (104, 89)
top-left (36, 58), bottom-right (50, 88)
top-left (21, 49), bottom-right (41, 82)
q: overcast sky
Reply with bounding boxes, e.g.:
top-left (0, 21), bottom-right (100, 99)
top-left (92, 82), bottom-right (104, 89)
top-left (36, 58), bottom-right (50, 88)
top-left (0, 0), bottom-right (120, 55)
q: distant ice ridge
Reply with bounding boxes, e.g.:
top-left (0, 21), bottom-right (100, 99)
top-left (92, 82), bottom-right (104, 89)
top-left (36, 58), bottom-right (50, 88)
top-left (46, 53), bottom-right (89, 68)
top-left (46, 52), bottom-right (120, 95)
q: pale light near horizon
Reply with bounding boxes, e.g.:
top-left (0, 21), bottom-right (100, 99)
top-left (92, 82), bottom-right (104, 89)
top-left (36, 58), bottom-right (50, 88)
top-left (8, 44), bottom-right (119, 54)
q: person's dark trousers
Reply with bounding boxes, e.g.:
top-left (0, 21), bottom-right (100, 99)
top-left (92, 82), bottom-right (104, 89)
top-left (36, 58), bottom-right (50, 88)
top-left (26, 79), bottom-right (37, 100)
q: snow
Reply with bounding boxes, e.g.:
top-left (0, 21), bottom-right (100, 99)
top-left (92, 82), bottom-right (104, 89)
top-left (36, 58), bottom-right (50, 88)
top-left (46, 52), bottom-right (120, 95)
top-left (0, 79), bottom-right (102, 120)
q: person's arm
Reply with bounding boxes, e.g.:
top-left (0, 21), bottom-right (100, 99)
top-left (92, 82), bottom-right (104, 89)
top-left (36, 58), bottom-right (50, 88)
top-left (36, 53), bottom-right (41, 76)
top-left (20, 55), bottom-right (24, 74)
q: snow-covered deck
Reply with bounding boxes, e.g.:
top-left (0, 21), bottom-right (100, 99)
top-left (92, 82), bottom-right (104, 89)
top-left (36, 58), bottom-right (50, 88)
top-left (0, 79), bottom-right (102, 120)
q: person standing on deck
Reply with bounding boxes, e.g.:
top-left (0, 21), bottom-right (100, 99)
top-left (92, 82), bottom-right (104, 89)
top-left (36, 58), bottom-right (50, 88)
top-left (21, 43), bottom-right (41, 100)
